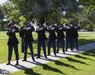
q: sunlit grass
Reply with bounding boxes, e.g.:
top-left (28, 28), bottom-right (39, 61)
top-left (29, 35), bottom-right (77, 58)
top-left (10, 50), bottom-right (95, 75)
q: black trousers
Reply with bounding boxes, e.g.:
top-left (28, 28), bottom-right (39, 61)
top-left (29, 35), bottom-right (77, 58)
top-left (72, 37), bottom-right (78, 50)
top-left (21, 38), bottom-right (25, 52)
top-left (24, 41), bottom-right (34, 60)
top-left (8, 44), bottom-right (19, 60)
top-left (57, 38), bottom-right (65, 53)
top-left (66, 36), bottom-right (73, 51)
top-left (37, 40), bottom-right (47, 58)
top-left (48, 39), bottom-right (56, 55)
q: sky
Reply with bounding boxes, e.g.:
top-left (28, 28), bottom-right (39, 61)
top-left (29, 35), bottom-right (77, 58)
top-left (0, 0), bottom-right (7, 4)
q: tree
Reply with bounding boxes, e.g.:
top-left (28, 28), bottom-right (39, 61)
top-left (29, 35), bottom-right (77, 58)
top-left (8, 0), bottom-right (81, 23)
top-left (2, 1), bottom-right (21, 22)
top-left (2, 0), bottom-right (94, 28)
top-left (0, 5), bottom-right (5, 30)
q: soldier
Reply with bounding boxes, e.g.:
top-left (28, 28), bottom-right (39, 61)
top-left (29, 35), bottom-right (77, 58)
top-left (56, 24), bottom-right (65, 54)
top-left (36, 22), bottom-right (47, 59)
top-left (47, 23), bottom-right (57, 56)
top-left (72, 22), bottom-right (80, 50)
top-left (6, 21), bottom-right (19, 65)
top-left (22, 21), bottom-right (35, 61)
top-left (19, 23), bottom-right (26, 53)
top-left (65, 24), bottom-right (73, 51)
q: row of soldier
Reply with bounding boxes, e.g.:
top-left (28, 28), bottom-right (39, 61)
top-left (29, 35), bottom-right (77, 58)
top-left (6, 20), bottom-right (80, 65)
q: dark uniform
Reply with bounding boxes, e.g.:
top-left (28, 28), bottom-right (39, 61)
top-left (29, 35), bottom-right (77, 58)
top-left (56, 25), bottom-right (65, 54)
top-left (6, 23), bottom-right (19, 65)
top-left (22, 24), bottom-right (35, 61)
top-left (72, 24), bottom-right (80, 50)
top-left (19, 26), bottom-right (25, 53)
top-left (47, 25), bottom-right (57, 56)
top-left (36, 24), bottom-right (47, 58)
top-left (65, 25), bottom-right (73, 51)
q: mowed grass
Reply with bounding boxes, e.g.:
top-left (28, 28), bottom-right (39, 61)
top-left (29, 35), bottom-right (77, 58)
top-left (78, 32), bottom-right (95, 45)
top-left (10, 50), bottom-right (95, 75)
top-left (0, 31), bottom-right (95, 63)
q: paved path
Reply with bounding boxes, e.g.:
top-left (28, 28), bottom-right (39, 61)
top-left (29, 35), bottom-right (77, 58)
top-left (0, 42), bottom-right (95, 75)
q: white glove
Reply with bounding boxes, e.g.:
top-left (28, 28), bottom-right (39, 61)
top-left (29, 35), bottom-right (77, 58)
top-left (67, 26), bottom-right (70, 29)
top-left (26, 27), bottom-right (31, 30)
top-left (12, 29), bottom-right (15, 32)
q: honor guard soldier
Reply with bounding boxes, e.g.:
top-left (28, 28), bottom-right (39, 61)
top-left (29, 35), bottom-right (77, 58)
top-left (56, 24), bottom-right (65, 54)
top-left (65, 24), bottom-right (73, 51)
top-left (6, 21), bottom-right (19, 65)
top-left (72, 22), bottom-right (80, 50)
top-left (36, 22), bottom-right (47, 59)
top-left (19, 23), bottom-right (26, 53)
top-left (22, 21), bottom-right (35, 61)
top-left (47, 24), bottom-right (57, 56)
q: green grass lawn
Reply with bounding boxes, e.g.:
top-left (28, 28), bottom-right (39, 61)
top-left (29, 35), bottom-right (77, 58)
top-left (0, 32), bottom-right (95, 63)
top-left (0, 31), bottom-right (95, 75)
top-left (78, 32), bottom-right (95, 45)
top-left (10, 50), bottom-right (95, 75)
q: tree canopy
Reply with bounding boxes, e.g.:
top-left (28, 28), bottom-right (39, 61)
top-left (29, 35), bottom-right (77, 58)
top-left (0, 0), bottom-right (95, 29)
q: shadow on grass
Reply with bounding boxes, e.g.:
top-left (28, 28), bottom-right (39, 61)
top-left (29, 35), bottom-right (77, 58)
top-left (36, 61), bottom-right (66, 75)
top-left (10, 60), bottom-right (66, 75)
top-left (24, 68), bottom-right (41, 75)
top-left (10, 64), bottom-right (28, 70)
top-left (82, 50), bottom-right (95, 57)
top-left (74, 55), bottom-right (95, 61)
top-left (74, 55), bottom-right (88, 59)
top-left (54, 60), bottom-right (80, 70)
top-left (10, 64), bottom-right (41, 75)
top-left (0, 69), bottom-right (10, 75)
top-left (65, 57), bottom-right (88, 65)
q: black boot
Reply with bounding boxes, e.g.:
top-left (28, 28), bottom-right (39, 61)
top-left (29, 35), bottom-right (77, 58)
top-left (56, 49), bottom-right (59, 53)
top-left (44, 54), bottom-right (48, 59)
top-left (65, 48), bottom-right (67, 51)
top-left (6, 60), bottom-right (11, 65)
top-left (63, 50), bottom-right (65, 54)
top-left (15, 60), bottom-right (19, 65)
top-left (32, 57), bottom-right (35, 62)
top-left (63, 51), bottom-right (65, 54)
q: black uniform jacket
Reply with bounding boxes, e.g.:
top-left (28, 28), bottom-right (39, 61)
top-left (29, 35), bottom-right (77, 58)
top-left (24, 25), bottom-right (34, 42)
top-left (47, 25), bottom-right (56, 40)
top-left (56, 26), bottom-right (65, 39)
top-left (36, 25), bottom-right (47, 41)
top-left (7, 28), bottom-right (19, 45)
